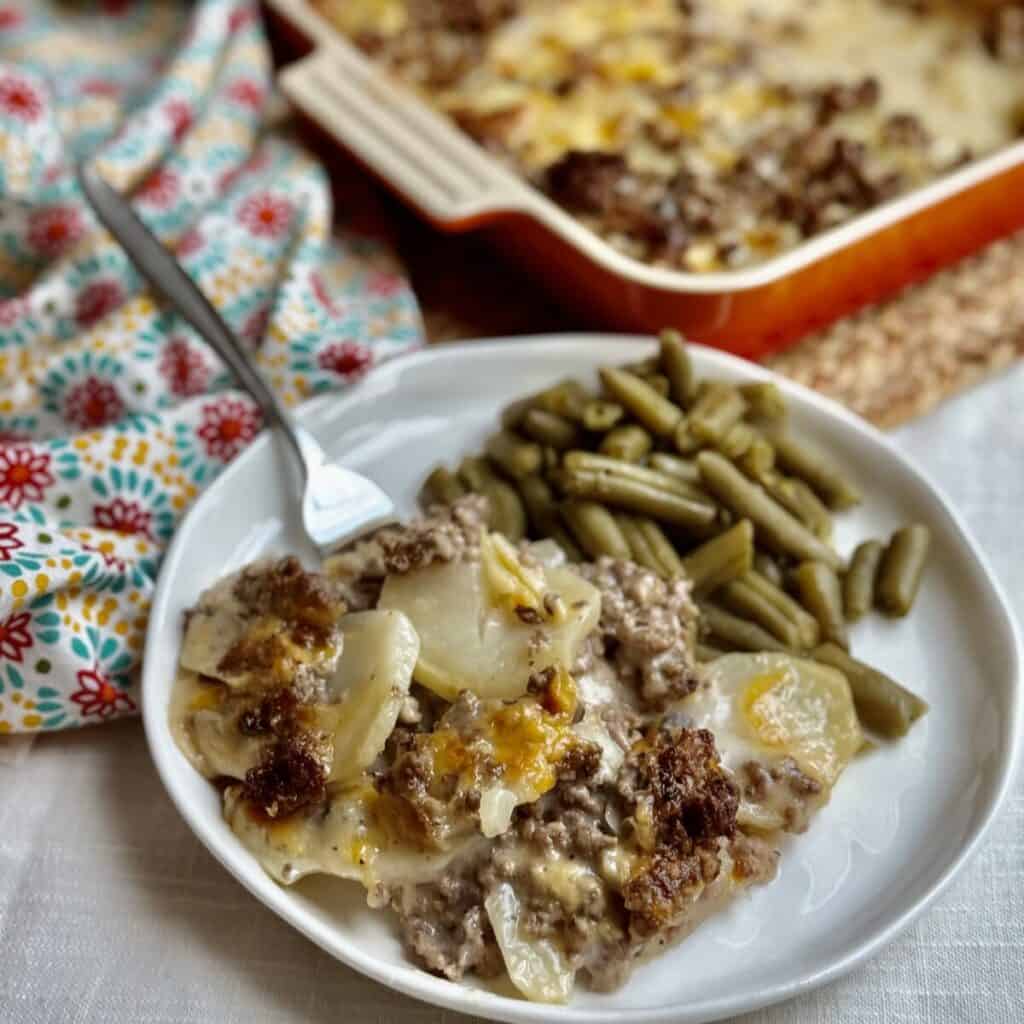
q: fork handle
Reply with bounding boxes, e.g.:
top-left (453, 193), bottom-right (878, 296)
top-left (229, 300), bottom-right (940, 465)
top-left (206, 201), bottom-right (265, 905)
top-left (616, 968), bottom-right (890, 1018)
top-left (76, 163), bottom-right (323, 480)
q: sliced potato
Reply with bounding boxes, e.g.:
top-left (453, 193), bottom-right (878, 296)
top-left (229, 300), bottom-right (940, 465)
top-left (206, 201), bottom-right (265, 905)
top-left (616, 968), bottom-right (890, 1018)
top-left (485, 882), bottom-right (574, 1004)
top-left (179, 605), bottom-right (246, 681)
top-left (326, 609), bottom-right (420, 782)
top-left (378, 556), bottom-right (600, 701)
top-left (685, 653), bottom-right (862, 829)
top-left (190, 709), bottom-right (266, 780)
top-left (224, 783), bottom-right (484, 888)
top-left (739, 659), bottom-right (862, 788)
top-left (480, 530), bottom-right (558, 621)
top-left (185, 609), bottom-right (418, 789)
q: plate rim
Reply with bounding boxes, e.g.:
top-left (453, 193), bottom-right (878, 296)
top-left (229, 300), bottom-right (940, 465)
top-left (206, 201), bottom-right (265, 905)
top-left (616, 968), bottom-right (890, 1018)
top-left (142, 333), bottom-right (1023, 1024)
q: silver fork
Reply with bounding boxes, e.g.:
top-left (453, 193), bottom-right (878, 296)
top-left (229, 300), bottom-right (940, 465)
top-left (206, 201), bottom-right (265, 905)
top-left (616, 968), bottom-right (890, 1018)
top-left (77, 164), bottom-right (396, 554)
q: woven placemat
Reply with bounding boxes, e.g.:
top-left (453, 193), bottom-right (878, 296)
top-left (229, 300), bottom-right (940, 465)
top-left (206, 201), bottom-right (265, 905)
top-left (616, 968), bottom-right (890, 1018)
top-left (399, 214), bottom-right (1024, 429)
top-left (766, 232), bottom-right (1024, 427)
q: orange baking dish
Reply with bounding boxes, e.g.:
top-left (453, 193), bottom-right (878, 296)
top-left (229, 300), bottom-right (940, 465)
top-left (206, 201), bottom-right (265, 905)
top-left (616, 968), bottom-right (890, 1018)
top-left (264, 0), bottom-right (1024, 360)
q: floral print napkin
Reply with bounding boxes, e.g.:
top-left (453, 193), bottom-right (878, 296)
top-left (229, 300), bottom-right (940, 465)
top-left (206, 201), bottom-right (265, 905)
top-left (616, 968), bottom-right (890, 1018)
top-left (0, 0), bottom-right (422, 732)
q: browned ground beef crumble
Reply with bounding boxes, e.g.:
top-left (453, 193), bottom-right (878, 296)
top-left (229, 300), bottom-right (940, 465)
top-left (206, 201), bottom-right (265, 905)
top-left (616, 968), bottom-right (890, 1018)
top-left (575, 557), bottom-right (701, 707)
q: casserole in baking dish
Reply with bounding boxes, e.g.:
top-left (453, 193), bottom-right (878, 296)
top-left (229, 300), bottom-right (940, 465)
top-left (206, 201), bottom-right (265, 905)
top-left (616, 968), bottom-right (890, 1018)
top-left (266, 0), bottom-right (1024, 355)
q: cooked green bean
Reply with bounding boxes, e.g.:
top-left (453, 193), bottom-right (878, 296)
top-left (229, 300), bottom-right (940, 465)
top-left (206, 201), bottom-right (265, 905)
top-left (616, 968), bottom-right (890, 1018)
top-left (739, 381), bottom-right (787, 421)
top-left (422, 466), bottom-right (464, 506)
top-left (646, 373), bottom-right (671, 397)
top-left (658, 329), bottom-right (696, 406)
top-left (516, 478), bottom-right (584, 561)
top-left (719, 578), bottom-right (803, 648)
top-left (623, 357), bottom-right (660, 378)
top-left (692, 379), bottom-right (714, 403)
top-left (599, 424), bottom-right (653, 462)
top-left (697, 452), bottom-right (843, 569)
top-left (649, 453), bottom-right (701, 484)
top-left (521, 408), bottom-right (581, 450)
top-left (681, 520), bottom-right (754, 596)
top-left (564, 450), bottom-right (703, 500)
top-left (616, 515), bottom-right (664, 574)
top-left (599, 367), bottom-right (683, 437)
top-left (673, 417), bottom-right (702, 455)
top-left (876, 524), bottom-right (931, 617)
top-left (697, 642), bottom-right (727, 663)
top-left (560, 467), bottom-right (717, 530)
top-left (457, 456), bottom-right (493, 493)
top-left (542, 445), bottom-right (560, 473)
top-left (717, 422), bottom-right (757, 460)
top-left (499, 395), bottom-right (535, 430)
top-left (581, 399), bottom-right (625, 432)
top-left (485, 430), bottom-right (542, 480)
top-left (535, 379), bottom-right (589, 421)
top-left (794, 561), bottom-right (848, 649)
top-left (458, 456), bottom-right (526, 540)
top-left (743, 569), bottom-right (820, 649)
top-left (517, 474), bottom-right (560, 536)
top-left (843, 540), bottom-right (884, 622)
top-left (690, 383), bottom-right (748, 445)
top-left (636, 517), bottom-right (684, 578)
top-left (763, 474), bottom-right (833, 540)
top-left (772, 434), bottom-right (862, 510)
top-left (753, 552), bottom-right (784, 588)
top-left (739, 437), bottom-right (776, 478)
top-left (700, 602), bottom-right (789, 653)
top-left (791, 478), bottom-right (833, 540)
top-left (813, 642), bottom-right (928, 738)
top-left (561, 500), bottom-right (631, 561)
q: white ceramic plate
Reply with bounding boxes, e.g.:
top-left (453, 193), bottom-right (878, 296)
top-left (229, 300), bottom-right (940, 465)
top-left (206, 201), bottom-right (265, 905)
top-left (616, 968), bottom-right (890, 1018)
top-left (142, 336), bottom-right (1022, 1024)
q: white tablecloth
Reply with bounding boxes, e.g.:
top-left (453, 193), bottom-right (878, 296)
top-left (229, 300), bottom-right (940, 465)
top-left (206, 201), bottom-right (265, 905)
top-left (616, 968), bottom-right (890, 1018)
top-left (2, 363), bottom-right (1022, 1024)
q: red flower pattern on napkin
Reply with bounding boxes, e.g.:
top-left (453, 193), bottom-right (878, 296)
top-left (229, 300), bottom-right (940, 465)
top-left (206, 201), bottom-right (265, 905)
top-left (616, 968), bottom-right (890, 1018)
top-left (318, 341), bottom-right (372, 380)
top-left (63, 377), bottom-right (125, 430)
top-left (94, 498), bottom-right (154, 541)
top-left (75, 280), bottom-right (124, 328)
top-left (70, 667), bottom-right (136, 720)
top-left (0, 523), bottom-right (23, 562)
top-left (164, 98), bottom-right (193, 142)
top-left (27, 206), bottom-right (85, 258)
top-left (138, 167), bottom-right (180, 208)
top-left (238, 192), bottom-right (293, 238)
top-left (160, 338), bottom-right (209, 397)
top-left (0, 611), bottom-right (33, 662)
top-left (0, 74), bottom-right (42, 121)
top-left (197, 397), bottom-right (262, 462)
top-left (0, 449), bottom-right (54, 509)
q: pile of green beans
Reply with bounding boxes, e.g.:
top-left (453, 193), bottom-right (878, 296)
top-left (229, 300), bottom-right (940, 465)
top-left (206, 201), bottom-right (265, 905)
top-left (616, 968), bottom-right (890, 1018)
top-left (420, 329), bottom-right (931, 739)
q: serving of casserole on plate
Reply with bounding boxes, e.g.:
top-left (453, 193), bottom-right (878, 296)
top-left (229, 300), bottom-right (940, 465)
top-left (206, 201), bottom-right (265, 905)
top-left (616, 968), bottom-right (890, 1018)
top-left (143, 337), bottom-right (1022, 1023)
